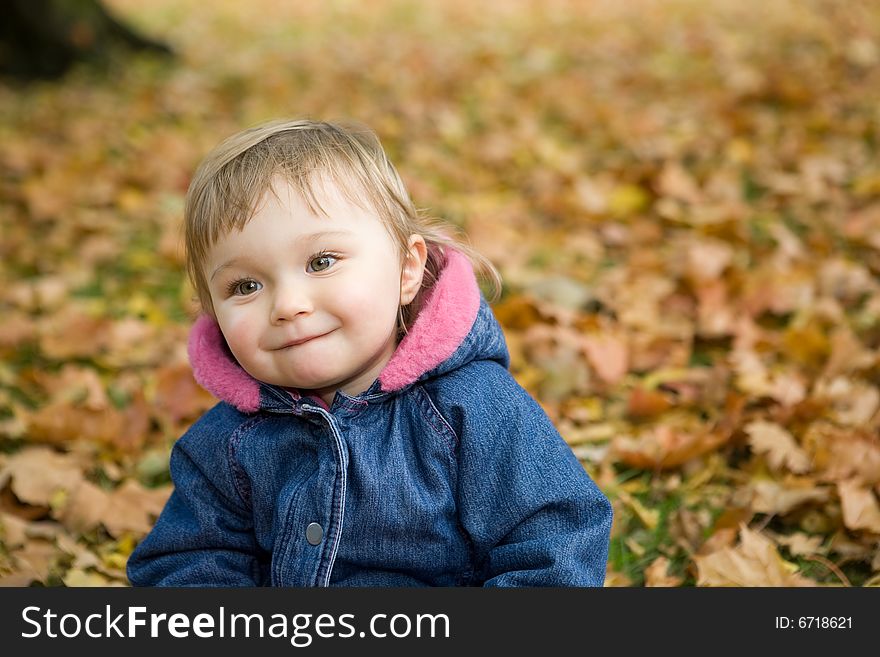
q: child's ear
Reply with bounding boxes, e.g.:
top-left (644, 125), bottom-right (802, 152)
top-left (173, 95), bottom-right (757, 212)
top-left (400, 234), bottom-right (428, 306)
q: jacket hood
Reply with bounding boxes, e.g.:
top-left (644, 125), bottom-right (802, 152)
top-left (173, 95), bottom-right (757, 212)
top-left (187, 248), bottom-right (510, 413)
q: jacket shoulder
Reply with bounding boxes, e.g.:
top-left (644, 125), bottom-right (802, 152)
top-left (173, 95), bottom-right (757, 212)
top-left (177, 401), bottom-right (251, 447)
top-left (423, 359), bottom-right (544, 426)
top-left (169, 401), bottom-right (257, 510)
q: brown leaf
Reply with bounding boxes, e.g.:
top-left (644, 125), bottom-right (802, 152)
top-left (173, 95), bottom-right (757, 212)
top-left (745, 421), bottom-right (811, 474)
top-left (0, 311), bottom-right (37, 350)
top-left (0, 447), bottom-right (85, 508)
top-left (153, 363), bottom-right (217, 426)
top-left (36, 365), bottom-right (109, 411)
top-left (38, 306), bottom-right (113, 360)
top-left (613, 421), bottom-right (730, 470)
top-left (772, 532), bottom-right (826, 557)
top-left (822, 326), bottom-right (877, 379)
top-left (813, 377), bottom-right (880, 428)
top-left (25, 401), bottom-right (127, 447)
top-left (808, 424), bottom-right (880, 486)
top-left (492, 295), bottom-right (543, 331)
top-left (626, 386), bottom-right (673, 419)
top-left (0, 511), bottom-right (29, 548)
top-left (5, 538), bottom-right (59, 585)
top-left (658, 162), bottom-right (702, 205)
top-left (837, 479), bottom-right (880, 534)
top-left (100, 480), bottom-right (172, 539)
top-left (696, 279), bottom-right (735, 337)
top-left (694, 525), bottom-right (816, 586)
top-left (582, 332), bottom-right (629, 385)
top-left (686, 238), bottom-right (733, 282)
top-left (57, 480), bottom-right (111, 534)
top-left (749, 478), bottom-right (831, 515)
top-left (644, 556), bottom-right (684, 587)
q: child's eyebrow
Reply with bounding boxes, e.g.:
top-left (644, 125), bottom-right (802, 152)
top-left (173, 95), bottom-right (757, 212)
top-left (297, 230), bottom-right (352, 244)
top-left (210, 230), bottom-right (352, 281)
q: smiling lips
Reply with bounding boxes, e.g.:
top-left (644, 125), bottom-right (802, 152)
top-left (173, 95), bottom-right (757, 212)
top-left (274, 330), bottom-right (334, 350)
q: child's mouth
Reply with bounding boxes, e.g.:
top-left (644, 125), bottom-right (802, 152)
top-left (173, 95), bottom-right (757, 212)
top-left (275, 330), bottom-right (335, 349)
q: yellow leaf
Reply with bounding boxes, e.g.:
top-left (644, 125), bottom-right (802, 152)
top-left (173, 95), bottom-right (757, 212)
top-left (608, 184), bottom-right (650, 217)
top-left (63, 568), bottom-right (112, 587)
top-left (614, 489), bottom-right (659, 530)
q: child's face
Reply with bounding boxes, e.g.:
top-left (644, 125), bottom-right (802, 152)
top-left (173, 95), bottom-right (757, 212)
top-left (205, 178), bottom-right (421, 405)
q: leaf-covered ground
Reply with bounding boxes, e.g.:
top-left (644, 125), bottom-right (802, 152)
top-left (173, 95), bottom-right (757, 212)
top-left (1, 0), bottom-right (879, 587)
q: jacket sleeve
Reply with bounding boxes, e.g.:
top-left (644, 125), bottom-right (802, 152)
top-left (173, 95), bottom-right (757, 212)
top-left (126, 408), bottom-right (265, 586)
top-left (438, 363), bottom-right (613, 587)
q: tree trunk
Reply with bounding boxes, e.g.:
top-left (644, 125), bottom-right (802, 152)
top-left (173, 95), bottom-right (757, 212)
top-left (0, 0), bottom-right (172, 81)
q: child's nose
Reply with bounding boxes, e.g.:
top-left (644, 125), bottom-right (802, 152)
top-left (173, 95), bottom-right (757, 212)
top-left (270, 286), bottom-right (313, 324)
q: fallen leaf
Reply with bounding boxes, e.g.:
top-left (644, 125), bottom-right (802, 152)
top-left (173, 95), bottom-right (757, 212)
top-left (644, 556), bottom-right (684, 587)
top-left (745, 421), bottom-right (811, 474)
top-left (773, 532), bottom-right (826, 557)
top-left (613, 421), bottom-right (730, 470)
top-left (694, 524), bottom-right (816, 586)
top-left (57, 480), bottom-right (111, 534)
top-left (38, 306), bottom-right (113, 360)
top-left (582, 332), bottom-right (629, 385)
top-left (837, 479), bottom-right (880, 534)
top-left (101, 480), bottom-right (172, 539)
top-left (749, 478), bottom-right (831, 515)
top-left (0, 511), bottom-right (29, 548)
top-left (153, 362), bottom-right (217, 427)
top-left (63, 568), bottom-right (119, 587)
top-left (0, 447), bottom-right (85, 508)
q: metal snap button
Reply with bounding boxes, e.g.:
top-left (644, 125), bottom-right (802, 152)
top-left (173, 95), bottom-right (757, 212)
top-left (306, 522), bottom-right (324, 545)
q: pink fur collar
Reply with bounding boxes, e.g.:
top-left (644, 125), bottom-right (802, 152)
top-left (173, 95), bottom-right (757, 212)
top-left (188, 248), bottom-right (481, 412)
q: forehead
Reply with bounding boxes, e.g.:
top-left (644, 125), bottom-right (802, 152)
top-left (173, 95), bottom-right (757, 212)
top-left (207, 177), bottom-right (395, 260)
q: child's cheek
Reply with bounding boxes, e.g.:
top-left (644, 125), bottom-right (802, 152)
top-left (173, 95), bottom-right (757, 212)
top-left (346, 285), bottom-right (399, 329)
top-left (219, 314), bottom-right (257, 358)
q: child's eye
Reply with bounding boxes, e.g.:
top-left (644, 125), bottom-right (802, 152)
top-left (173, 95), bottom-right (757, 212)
top-left (228, 279), bottom-right (262, 296)
top-left (307, 252), bottom-right (339, 273)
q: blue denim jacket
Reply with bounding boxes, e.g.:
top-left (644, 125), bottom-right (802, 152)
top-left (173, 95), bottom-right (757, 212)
top-left (127, 250), bottom-right (612, 587)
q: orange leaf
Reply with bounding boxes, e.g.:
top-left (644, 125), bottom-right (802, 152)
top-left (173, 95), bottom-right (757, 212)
top-left (582, 333), bottom-right (628, 385)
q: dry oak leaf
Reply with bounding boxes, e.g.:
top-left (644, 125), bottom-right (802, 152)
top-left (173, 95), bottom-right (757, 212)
top-left (694, 525), bottom-right (816, 586)
top-left (810, 427), bottom-right (880, 486)
top-left (38, 306), bottom-right (113, 360)
top-left (813, 377), bottom-right (880, 428)
top-left (57, 480), bottom-right (111, 534)
top-left (772, 532), bottom-right (826, 557)
top-left (153, 362), bottom-right (217, 426)
top-left (0, 511), bottom-right (29, 548)
top-left (744, 421), bottom-right (811, 474)
top-left (25, 391), bottom-right (150, 452)
top-left (686, 238), bottom-right (733, 282)
top-left (749, 478), bottom-right (832, 516)
top-left (57, 477), bottom-right (171, 539)
top-left (644, 555), bottom-right (684, 587)
top-left (612, 422), bottom-right (731, 470)
top-left (837, 479), bottom-right (880, 534)
top-left (582, 332), bottom-right (629, 385)
top-left (101, 479), bottom-right (172, 539)
top-left (0, 447), bottom-right (85, 508)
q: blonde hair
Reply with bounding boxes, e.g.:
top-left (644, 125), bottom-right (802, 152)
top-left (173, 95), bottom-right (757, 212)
top-left (184, 118), bottom-right (501, 334)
